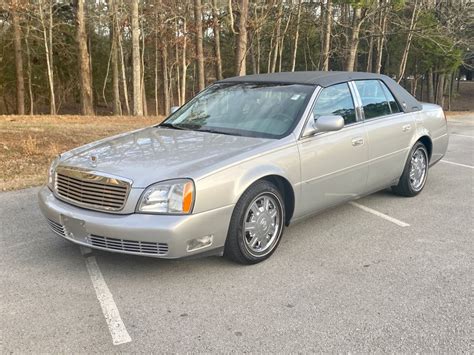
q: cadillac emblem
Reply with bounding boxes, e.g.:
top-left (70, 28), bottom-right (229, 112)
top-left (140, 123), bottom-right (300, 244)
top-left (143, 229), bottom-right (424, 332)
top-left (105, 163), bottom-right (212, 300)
top-left (90, 154), bottom-right (98, 167)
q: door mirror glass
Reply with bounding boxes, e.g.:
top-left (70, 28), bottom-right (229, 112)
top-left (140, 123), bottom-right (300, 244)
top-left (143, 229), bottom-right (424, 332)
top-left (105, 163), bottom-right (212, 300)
top-left (315, 115), bottom-right (345, 132)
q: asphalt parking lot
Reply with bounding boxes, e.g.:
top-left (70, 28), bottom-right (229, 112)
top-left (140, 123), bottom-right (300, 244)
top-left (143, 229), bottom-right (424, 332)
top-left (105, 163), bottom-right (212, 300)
top-left (1, 117), bottom-right (473, 352)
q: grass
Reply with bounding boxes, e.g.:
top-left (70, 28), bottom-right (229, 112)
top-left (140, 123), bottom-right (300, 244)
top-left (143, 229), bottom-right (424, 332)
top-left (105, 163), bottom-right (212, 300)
top-left (0, 115), bottom-right (160, 191)
top-left (0, 112), bottom-right (472, 191)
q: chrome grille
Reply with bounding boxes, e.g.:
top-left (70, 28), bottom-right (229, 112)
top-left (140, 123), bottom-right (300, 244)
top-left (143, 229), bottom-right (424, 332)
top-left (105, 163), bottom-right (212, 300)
top-left (55, 166), bottom-right (130, 212)
top-left (87, 235), bottom-right (169, 255)
top-left (47, 219), bottom-right (66, 237)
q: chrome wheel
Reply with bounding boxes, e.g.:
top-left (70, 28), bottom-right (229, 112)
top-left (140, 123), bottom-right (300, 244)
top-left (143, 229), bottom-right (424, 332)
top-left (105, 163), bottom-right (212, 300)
top-left (409, 148), bottom-right (427, 191)
top-left (243, 192), bottom-right (282, 256)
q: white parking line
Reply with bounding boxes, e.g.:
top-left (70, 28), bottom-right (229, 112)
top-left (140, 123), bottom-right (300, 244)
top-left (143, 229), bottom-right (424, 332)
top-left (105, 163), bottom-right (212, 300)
top-left (450, 133), bottom-right (473, 139)
top-left (440, 160), bottom-right (474, 169)
top-left (80, 247), bottom-right (132, 346)
top-left (349, 202), bottom-right (410, 227)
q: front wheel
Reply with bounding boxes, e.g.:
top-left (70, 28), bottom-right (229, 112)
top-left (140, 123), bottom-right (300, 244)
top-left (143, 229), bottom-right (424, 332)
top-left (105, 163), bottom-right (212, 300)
top-left (392, 142), bottom-right (429, 197)
top-left (224, 181), bottom-right (285, 264)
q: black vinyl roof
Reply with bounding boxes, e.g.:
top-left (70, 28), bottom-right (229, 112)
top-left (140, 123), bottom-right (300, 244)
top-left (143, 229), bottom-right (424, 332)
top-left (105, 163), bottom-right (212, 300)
top-left (217, 71), bottom-right (422, 113)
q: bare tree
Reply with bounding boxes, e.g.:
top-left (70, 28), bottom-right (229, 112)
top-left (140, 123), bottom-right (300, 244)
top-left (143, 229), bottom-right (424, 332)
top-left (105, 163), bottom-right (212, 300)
top-left (212, 0), bottom-right (223, 80)
top-left (131, 0), bottom-right (143, 115)
top-left (234, 0), bottom-right (249, 76)
top-left (76, 0), bottom-right (94, 115)
top-left (110, 0), bottom-right (122, 115)
top-left (345, 6), bottom-right (363, 72)
top-left (397, 0), bottom-right (420, 83)
top-left (194, 0), bottom-right (205, 91)
top-left (38, 0), bottom-right (56, 115)
top-left (374, 1), bottom-right (388, 74)
top-left (321, 0), bottom-right (333, 71)
top-left (11, 1), bottom-right (25, 114)
top-left (291, 0), bottom-right (302, 72)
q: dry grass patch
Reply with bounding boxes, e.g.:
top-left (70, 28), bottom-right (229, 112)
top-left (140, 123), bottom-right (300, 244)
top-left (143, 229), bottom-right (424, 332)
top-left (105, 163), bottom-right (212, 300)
top-left (0, 115), bottom-right (161, 191)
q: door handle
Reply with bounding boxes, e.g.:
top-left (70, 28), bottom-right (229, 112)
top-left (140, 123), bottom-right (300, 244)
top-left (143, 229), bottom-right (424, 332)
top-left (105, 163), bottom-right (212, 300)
top-left (351, 137), bottom-right (364, 146)
top-left (402, 124), bottom-right (411, 132)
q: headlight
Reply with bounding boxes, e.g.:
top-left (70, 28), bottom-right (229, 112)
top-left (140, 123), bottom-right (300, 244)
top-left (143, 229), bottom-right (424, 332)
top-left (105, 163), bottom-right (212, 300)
top-left (47, 155), bottom-right (61, 189)
top-left (137, 179), bottom-right (195, 214)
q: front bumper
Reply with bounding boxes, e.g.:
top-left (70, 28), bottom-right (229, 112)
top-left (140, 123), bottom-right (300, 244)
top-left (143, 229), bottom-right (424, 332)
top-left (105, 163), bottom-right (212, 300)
top-left (38, 186), bottom-right (234, 258)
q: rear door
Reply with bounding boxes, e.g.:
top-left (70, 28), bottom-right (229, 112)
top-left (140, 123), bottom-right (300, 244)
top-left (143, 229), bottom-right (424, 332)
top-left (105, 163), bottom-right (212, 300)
top-left (353, 80), bottom-right (416, 190)
top-left (297, 83), bottom-right (369, 218)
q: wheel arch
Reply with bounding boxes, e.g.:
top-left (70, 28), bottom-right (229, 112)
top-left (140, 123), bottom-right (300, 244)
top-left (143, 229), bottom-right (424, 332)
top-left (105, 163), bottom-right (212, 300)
top-left (233, 168), bottom-right (296, 226)
top-left (259, 175), bottom-right (295, 226)
top-left (416, 135), bottom-right (433, 161)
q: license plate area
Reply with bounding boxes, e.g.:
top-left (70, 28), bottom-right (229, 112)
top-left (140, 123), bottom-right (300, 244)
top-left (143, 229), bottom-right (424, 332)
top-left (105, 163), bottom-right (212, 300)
top-left (61, 215), bottom-right (88, 241)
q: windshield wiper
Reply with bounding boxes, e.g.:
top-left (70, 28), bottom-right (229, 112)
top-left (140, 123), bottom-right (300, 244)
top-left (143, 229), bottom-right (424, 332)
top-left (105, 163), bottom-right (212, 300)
top-left (196, 128), bottom-right (242, 136)
top-left (159, 122), bottom-right (186, 130)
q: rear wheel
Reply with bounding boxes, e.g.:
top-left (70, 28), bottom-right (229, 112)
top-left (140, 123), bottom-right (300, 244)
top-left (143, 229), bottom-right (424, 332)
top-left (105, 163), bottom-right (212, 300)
top-left (392, 142), bottom-right (429, 197)
top-left (224, 181), bottom-right (285, 264)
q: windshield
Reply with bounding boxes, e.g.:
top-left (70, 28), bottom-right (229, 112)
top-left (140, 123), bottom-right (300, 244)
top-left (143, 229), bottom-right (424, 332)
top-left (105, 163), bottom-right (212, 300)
top-left (160, 83), bottom-right (313, 138)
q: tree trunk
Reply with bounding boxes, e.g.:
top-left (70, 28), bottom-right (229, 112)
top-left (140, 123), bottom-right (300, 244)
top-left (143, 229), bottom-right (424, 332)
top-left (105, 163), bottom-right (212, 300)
top-left (345, 7), bottom-right (362, 72)
top-left (181, 17), bottom-right (188, 104)
top-left (76, 0), bottom-right (94, 115)
top-left (427, 68), bottom-right (434, 103)
top-left (110, 0), bottom-right (122, 115)
top-left (375, 4), bottom-right (388, 74)
top-left (436, 73), bottom-right (445, 107)
top-left (291, 0), bottom-right (302, 72)
top-left (25, 24), bottom-right (34, 115)
top-left (194, 0), bottom-right (205, 91)
top-left (234, 0), bottom-right (249, 76)
top-left (212, 0), bottom-right (223, 80)
top-left (320, 0), bottom-right (332, 71)
top-left (271, 2), bottom-right (283, 73)
top-left (11, 6), bottom-right (25, 115)
top-left (118, 28), bottom-right (130, 115)
top-left (39, 0), bottom-right (56, 115)
top-left (162, 43), bottom-right (170, 115)
top-left (397, 0), bottom-right (419, 83)
top-left (278, 12), bottom-right (292, 72)
top-left (131, 0), bottom-right (143, 116)
top-left (140, 12), bottom-right (148, 116)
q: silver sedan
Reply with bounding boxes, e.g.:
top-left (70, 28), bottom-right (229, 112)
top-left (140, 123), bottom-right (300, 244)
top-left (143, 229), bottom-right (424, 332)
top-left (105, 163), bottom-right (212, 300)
top-left (38, 71), bottom-right (449, 264)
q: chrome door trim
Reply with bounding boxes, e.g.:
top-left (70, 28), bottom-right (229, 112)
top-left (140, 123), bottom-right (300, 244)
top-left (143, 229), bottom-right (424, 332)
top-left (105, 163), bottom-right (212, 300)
top-left (348, 81), bottom-right (365, 121)
top-left (295, 85), bottom-right (322, 139)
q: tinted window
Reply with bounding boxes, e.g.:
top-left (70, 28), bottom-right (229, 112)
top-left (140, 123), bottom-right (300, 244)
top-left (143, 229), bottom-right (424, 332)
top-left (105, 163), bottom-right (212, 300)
top-left (313, 83), bottom-right (356, 124)
top-left (380, 82), bottom-right (401, 114)
top-left (355, 80), bottom-right (391, 119)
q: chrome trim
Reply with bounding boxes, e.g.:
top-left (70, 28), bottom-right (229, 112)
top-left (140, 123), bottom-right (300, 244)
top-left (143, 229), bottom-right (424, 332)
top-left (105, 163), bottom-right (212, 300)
top-left (297, 86), bottom-right (322, 139)
top-left (348, 80), bottom-right (364, 121)
top-left (86, 234), bottom-right (169, 256)
top-left (53, 166), bottom-right (132, 213)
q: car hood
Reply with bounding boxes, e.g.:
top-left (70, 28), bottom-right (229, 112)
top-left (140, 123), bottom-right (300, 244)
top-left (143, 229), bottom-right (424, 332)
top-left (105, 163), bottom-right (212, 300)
top-left (58, 127), bottom-right (271, 188)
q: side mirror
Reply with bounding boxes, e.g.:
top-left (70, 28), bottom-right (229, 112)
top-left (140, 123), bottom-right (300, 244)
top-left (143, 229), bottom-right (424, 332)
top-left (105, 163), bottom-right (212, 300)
top-left (170, 106), bottom-right (180, 114)
top-left (315, 115), bottom-right (345, 132)
top-left (303, 114), bottom-right (344, 137)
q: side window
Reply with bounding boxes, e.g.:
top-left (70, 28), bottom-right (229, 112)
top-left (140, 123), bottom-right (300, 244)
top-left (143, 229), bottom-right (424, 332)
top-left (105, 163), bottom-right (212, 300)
top-left (313, 83), bottom-right (356, 125)
top-left (380, 82), bottom-right (401, 114)
top-left (355, 80), bottom-right (391, 119)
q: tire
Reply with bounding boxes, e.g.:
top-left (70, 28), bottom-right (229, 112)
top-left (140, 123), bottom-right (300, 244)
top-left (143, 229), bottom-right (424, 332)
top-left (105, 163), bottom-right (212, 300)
top-left (224, 180), bottom-right (285, 265)
top-left (392, 142), bottom-right (429, 197)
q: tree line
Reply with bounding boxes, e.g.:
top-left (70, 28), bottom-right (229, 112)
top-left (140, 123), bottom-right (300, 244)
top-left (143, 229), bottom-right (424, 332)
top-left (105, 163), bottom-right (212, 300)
top-left (0, 0), bottom-right (472, 116)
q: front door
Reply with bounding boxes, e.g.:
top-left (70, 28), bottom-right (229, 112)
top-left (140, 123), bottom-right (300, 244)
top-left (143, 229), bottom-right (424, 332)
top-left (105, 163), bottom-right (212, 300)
top-left (296, 83), bottom-right (369, 218)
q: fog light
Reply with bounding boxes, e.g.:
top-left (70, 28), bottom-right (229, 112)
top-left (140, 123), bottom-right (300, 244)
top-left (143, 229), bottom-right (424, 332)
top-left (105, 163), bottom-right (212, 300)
top-left (187, 235), bottom-right (213, 252)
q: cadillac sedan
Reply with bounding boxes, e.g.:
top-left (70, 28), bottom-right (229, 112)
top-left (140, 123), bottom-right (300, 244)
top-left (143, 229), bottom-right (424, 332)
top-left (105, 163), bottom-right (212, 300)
top-left (38, 71), bottom-right (448, 264)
